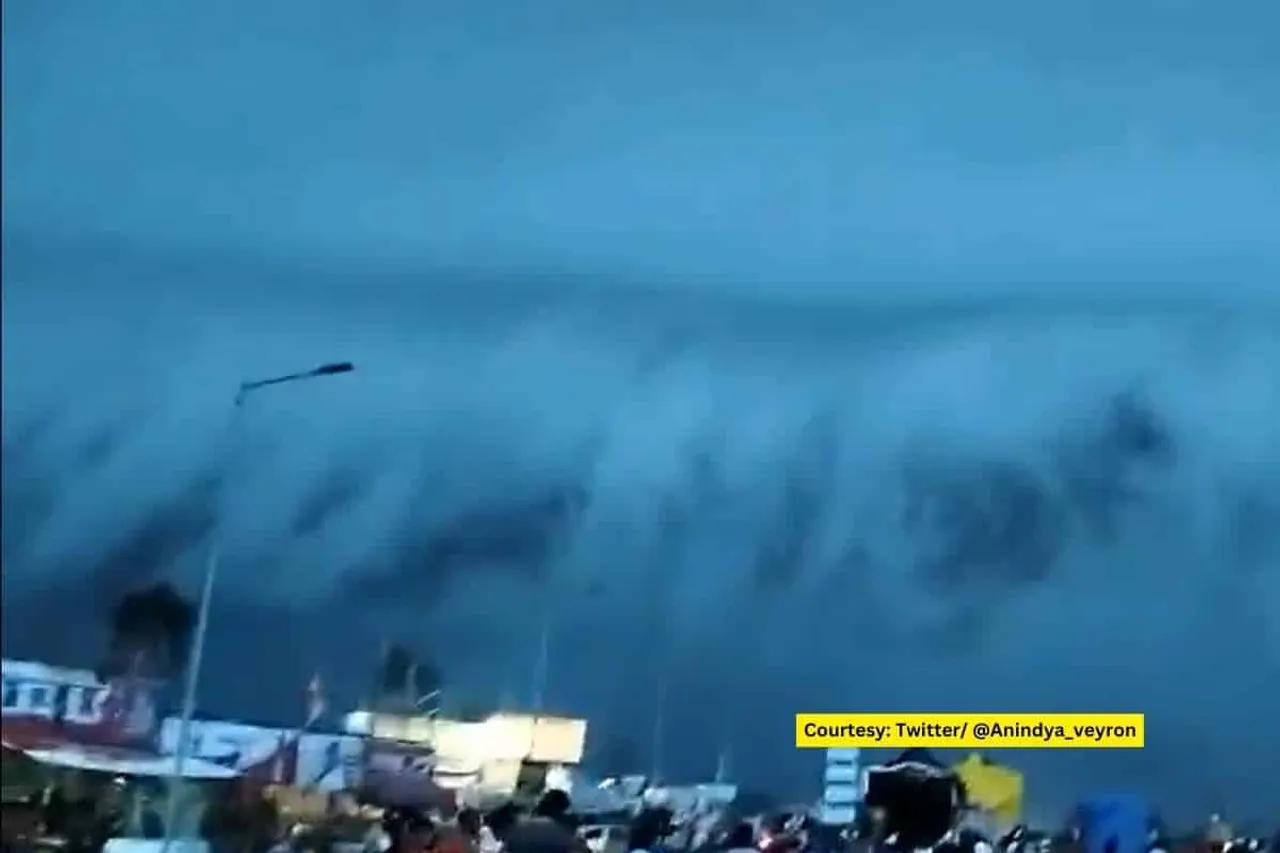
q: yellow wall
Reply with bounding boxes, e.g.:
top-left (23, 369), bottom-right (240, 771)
top-left (366, 713), bottom-right (586, 766)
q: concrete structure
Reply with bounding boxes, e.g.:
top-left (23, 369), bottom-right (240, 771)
top-left (819, 747), bottom-right (863, 825)
top-left (343, 710), bottom-right (587, 798)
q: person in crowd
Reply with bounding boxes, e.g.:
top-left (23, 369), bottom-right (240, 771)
top-left (536, 791), bottom-right (579, 834)
top-left (632, 808), bottom-right (674, 853)
top-left (627, 813), bottom-right (664, 853)
top-left (363, 815), bottom-right (394, 853)
top-left (457, 810), bottom-right (483, 842)
top-left (84, 793), bottom-right (123, 853)
top-left (665, 816), bottom-right (694, 851)
top-left (968, 829), bottom-right (995, 853)
top-left (761, 834), bottom-right (799, 853)
top-left (721, 822), bottom-right (757, 853)
top-left (201, 788), bottom-right (261, 853)
top-left (1001, 826), bottom-right (1029, 853)
top-left (40, 785), bottom-right (69, 838)
top-left (482, 804), bottom-right (520, 853)
top-left (268, 824), bottom-right (310, 853)
top-left (398, 812), bottom-right (438, 853)
top-left (941, 827), bottom-right (993, 853)
top-left (2, 794), bottom-right (44, 853)
top-left (136, 793), bottom-right (165, 840)
top-left (478, 823), bottom-right (504, 853)
top-left (758, 814), bottom-right (803, 853)
top-left (504, 790), bottom-right (588, 853)
top-left (434, 808), bottom-right (481, 853)
top-left (487, 805), bottom-right (520, 836)
top-left (251, 791), bottom-right (284, 853)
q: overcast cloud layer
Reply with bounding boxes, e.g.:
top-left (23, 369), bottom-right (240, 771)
top-left (4, 0), bottom-right (1280, 824)
top-left (5, 0), bottom-right (1280, 293)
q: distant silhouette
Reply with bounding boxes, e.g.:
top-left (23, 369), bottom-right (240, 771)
top-left (373, 642), bottom-right (443, 711)
top-left (100, 582), bottom-right (195, 681)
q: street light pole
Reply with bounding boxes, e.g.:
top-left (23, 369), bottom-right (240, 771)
top-left (529, 493), bottom-right (583, 714)
top-left (650, 654), bottom-right (669, 785)
top-left (530, 608), bottom-right (551, 712)
top-left (161, 362), bottom-right (353, 849)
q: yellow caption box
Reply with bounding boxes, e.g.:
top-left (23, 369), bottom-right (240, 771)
top-left (795, 713), bottom-right (1144, 749)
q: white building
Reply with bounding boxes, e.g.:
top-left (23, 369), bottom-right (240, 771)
top-left (818, 747), bottom-right (863, 825)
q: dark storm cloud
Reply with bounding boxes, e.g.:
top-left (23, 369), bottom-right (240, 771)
top-left (341, 481), bottom-right (589, 608)
top-left (4, 0), bottom-right (1280, 825)
top-left (751, 413), bottom-right (838, 591)
top-left (1, 408), bottom-right (64, 558)
top-left (2, 235), bottom-right (1280, 814)
top-left (289, 467), bottom-right (369, 539)
top-left (905, 459), bottom-right (1066, 592)
top-left (84, 472), bottom-right (219, 599)
top-left (3, 242), bottom-right (1279, 820)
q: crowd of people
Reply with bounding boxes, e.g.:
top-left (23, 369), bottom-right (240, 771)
top-left (1, 778), bottom-right (174, 853)
top-left (296, 783), bottom-right (1278, 853)
top-left (5, 767), bottom-right (1278, 853)
top-left (345, 789), bottom-right (728, 853)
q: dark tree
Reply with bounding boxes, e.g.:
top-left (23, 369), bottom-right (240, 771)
top-left (100, 582), bottom-right (196, 681)
top-left (374, 642), bottom-right (443, 709)
top-left (377, 643), bottom-right (419, 695)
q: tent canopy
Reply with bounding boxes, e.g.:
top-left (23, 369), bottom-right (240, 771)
top-left (361, 773), bottom-right (456, 810)
top-left (891, 748), bottom-right (945, 768)
top-left (11, 743), bottom-right (238, 780)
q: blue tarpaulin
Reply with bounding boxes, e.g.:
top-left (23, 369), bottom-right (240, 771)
top-left (1077, 793), bottom-right (1149, 853)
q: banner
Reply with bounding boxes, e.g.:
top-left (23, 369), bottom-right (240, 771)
top-left (296, 733), bottom-right (364, 792)
top-left (159, 718), bottom-right (296, 783)
top-left (2, 659), bottom-right (159, 751)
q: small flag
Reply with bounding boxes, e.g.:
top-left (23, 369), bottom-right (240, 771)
top-left (305, 673), bottom-right (326, 729)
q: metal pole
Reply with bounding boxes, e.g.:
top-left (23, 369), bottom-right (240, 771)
top-left (160, 539), bottom-right (221, 840)
top-left (651, 658), bottom-right (668, 784)
top-left (530, 496), bottom-right (579, 713)
top-left (160, 363), bottom-right (353, 849)
top-left (648, 496), bottom-right (683, 787)
top-left (531, 604), bottom-right (551, 712)
top-left (160, 399), bottom-right (244, 850)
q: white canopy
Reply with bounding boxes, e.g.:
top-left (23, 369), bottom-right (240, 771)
top-left (17, 743), bottom-right (239, 780)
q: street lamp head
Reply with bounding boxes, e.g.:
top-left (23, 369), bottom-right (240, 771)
top-left (312, 362), bottom-right (355, 376)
